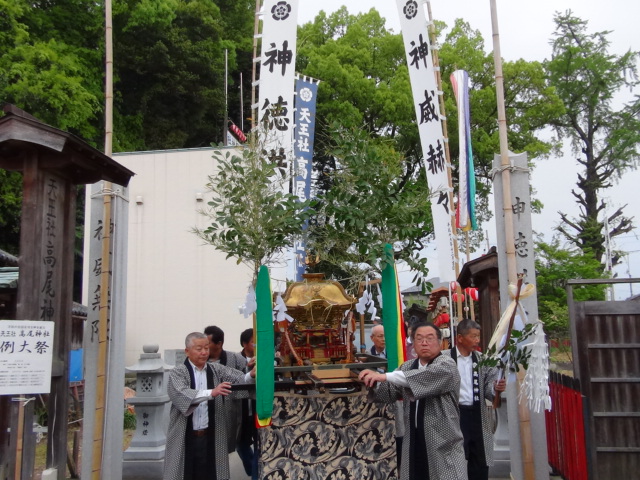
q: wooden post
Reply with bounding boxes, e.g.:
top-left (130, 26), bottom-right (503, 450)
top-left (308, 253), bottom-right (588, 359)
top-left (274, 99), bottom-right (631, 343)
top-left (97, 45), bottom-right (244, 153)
top-left (9, 397), bottom-right (36, 480)
top-left (0, 105), bottom-right (134, 480)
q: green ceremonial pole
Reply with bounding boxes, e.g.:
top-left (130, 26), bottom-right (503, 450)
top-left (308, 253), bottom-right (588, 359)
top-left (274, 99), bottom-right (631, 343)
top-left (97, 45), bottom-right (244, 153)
top-left (381, 243), bottom-right (404, 370)
top-left (255, 265), bottom-right (275, 427)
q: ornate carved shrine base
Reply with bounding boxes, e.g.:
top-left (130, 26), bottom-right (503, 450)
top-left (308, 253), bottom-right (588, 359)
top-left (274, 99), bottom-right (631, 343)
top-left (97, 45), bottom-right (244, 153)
top-left (258, 390), bottom-right (397, 480)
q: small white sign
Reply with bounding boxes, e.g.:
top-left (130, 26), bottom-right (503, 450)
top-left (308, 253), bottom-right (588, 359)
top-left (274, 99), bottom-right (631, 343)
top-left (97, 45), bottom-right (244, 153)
top-left (0, 320), bottom-right (54, 394)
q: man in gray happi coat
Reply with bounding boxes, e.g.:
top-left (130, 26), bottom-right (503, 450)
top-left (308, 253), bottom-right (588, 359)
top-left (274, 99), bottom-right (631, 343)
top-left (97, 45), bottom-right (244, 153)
top-left (360, 321), bottom-right (468, 480)
top-left (445, 319), bottom-right (505, 480)
top-left (163, 332), bottom-right (254, 480)
top-left (204, 325), bottom-right (248, 454)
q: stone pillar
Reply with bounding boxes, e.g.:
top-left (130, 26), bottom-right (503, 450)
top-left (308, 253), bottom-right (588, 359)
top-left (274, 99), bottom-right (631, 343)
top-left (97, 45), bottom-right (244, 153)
top-left (122, 344), bottom-right (173, 479)
top-left (493, 151), bottom-right (549, 480)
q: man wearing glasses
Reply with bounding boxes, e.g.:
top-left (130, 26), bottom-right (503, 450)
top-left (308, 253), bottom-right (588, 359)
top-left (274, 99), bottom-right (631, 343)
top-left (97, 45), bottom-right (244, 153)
top-left (359, 321), bottom-right (467, 480)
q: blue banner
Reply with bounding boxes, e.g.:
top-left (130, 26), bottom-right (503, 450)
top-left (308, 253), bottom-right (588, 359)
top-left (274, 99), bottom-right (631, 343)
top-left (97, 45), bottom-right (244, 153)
top-left (293, 77), bottom-right (319, 281)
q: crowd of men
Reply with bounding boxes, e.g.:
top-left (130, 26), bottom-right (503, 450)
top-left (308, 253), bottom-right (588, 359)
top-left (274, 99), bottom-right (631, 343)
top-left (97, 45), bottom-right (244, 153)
top-left (164, 320), bottom-right (504, 480)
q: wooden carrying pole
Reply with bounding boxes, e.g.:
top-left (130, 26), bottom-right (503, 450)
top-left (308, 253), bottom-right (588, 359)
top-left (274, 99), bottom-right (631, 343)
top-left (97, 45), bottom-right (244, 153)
top-left (92, 0), bottom-right (113, 476)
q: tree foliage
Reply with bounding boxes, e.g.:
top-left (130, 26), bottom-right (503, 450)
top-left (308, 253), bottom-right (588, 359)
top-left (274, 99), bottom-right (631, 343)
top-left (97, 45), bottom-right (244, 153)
top-left (0, 0), bottom-right (256, 257)
top-left (195, 144), bottom-right (315, 280)
top-left (0, 0), bottom-right (255, 151)
top-left (306, 125), bottom-right (431, 292)
top-left (0, 170), bottom-right (22, 254)
top-left (113, 0), bottom-right (255, 151)
top-left (535, 237), bottom-right (607, 344)
top-left (296, 10), bottom-right (561, 286)
top-left (438, 19), bottom-right (564, 225)
top-left (545, 11), bottom-right (640, 267)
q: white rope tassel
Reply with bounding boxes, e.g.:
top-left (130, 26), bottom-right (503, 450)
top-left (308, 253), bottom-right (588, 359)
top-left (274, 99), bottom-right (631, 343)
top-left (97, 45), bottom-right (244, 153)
top-left (518, 321), bottom-right (552, 413)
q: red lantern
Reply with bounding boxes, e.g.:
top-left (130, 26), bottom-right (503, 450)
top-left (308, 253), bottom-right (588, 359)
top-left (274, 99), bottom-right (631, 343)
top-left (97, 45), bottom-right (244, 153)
top-left (452, 292), bottom-right (462, 303)
top-left (449, 281), bottom-right (459, 292)
top-left (466, 287), bottom-right (479, 301)
top-left (228, 122), bottom-right (247, 143)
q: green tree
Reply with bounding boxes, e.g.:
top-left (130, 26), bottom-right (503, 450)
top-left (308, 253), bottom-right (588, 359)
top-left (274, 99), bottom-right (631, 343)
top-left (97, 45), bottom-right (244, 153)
top-left (535, 238), bottom-right (607, 350)
top-left (0, 0), bottom-right (256, 257)
top-left (298, 11), bottom-right (562, 240)
top-left (545, 11), bottom-right (640, 267)
top-left (439, 19), bottom-right (564, 223)
top-left (306, 125), bottom-right (431, 292)
top-left (113, 0), bottom-right (255, 151)
top-left (0, 170), bottom-right (22, 254)
top-left (296, 10), bottom-right (562, 286)
top-left (0, 0), bottom-right (103, 141)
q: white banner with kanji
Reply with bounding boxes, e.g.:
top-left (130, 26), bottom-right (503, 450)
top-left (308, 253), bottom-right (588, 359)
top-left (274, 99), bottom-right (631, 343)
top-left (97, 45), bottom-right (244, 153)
top-left (257, 0), bottom-right (299, 171)
top-left (396, 0), bottom-right (456, 281)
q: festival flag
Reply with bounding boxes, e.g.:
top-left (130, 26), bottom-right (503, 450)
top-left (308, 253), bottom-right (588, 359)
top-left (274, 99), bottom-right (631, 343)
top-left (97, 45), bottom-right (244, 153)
top-left (257, 0), bottom-right (298, 164)
top-left (255, 265), bottom-right (275, 427)
top-left (257, 0), bottom-right (299, 285)
top-left (396, 0), bottom-right (456, 282)
top-left (381, 244), bottom-right (407, 370)
top-left (292, 76), bottom-right (319, 280)
top-left (451, 70), bottom-right (477, 231)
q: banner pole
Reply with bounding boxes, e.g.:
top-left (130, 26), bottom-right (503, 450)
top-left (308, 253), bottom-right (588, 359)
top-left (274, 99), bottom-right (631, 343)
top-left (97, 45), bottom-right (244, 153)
top-left (425, 0), bottom-right (463, 316)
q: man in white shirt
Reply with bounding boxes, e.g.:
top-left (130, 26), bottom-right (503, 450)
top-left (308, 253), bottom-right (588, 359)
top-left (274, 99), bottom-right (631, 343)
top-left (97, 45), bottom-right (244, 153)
top-left (359, 322), bottom-right (467, 480)
top-left (164, 332), bottom-right (254, 480)
top-left (446, 319), bottom-right (505, 480)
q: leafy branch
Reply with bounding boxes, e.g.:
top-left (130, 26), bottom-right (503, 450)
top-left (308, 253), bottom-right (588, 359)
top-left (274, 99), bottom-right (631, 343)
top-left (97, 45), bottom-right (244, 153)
top-left (478, 322), bottom-right (537, 372)
top-left (194, 141), bottom-right (315, 280)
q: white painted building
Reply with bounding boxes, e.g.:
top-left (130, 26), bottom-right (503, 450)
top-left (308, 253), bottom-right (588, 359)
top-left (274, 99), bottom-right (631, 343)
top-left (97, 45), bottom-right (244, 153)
top-left (92, 147), bottom-right (255, 365)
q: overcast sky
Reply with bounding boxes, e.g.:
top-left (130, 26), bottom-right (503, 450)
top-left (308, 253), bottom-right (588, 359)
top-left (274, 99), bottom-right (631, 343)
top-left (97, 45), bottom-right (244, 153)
top-left (294, 1), bottom-right (640, 299)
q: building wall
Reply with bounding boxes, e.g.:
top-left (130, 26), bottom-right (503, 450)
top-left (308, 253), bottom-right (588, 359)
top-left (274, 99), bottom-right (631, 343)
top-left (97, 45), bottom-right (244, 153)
top-left (112, 147), bottom-right (253, 365)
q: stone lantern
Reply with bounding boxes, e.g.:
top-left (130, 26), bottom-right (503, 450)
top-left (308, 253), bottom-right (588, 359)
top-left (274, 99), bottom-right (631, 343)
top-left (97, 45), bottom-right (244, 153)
top-left (122, 344), bottom-right (173, 479)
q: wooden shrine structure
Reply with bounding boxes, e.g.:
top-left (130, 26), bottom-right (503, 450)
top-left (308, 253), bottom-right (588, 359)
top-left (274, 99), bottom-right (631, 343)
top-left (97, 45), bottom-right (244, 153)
top-left (0, 104), bottom-right (133, 479)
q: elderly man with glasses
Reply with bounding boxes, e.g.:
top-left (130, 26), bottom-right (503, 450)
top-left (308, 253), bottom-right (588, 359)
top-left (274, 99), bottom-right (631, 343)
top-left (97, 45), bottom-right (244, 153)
top-left (359, 321), bottom-right (467, 480)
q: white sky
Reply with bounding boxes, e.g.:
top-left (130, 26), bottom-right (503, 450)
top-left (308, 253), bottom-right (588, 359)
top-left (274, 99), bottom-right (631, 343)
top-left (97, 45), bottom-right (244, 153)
top-left (296, 0), bottom-right (640, 299)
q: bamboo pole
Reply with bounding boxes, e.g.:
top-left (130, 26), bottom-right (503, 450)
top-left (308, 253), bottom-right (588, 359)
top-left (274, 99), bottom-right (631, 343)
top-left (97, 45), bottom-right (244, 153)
top-left (13, 399), bottom-right (25, 480)
top-left (489, 1), bottom-right (534, 478)
top-left (489, 0), bottom-right (517, 284)
top-left (425, 1), bottom-right (464, 323)
top-left (223, 49), bottom-right (228, 146)
top-left (251, 0), bottom-right (262, 132)
top-left (92, 0), bottom-right (114, 476)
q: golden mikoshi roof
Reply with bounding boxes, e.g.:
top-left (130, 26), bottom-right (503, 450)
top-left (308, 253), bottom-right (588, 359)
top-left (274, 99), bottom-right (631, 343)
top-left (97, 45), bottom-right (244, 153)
top-left (283, 273), bottom-right (356, 309)
top-left (282, 274), bottom-right (356, 329)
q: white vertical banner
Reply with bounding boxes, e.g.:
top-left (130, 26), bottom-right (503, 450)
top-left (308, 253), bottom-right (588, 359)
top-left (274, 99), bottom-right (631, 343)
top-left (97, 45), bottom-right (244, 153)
top-left (257, 0), bottom-right (299, 286)
top-left (396, 0), bottom-right (456, 282)
top-left (257, 0), bottom-right (299, 169)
